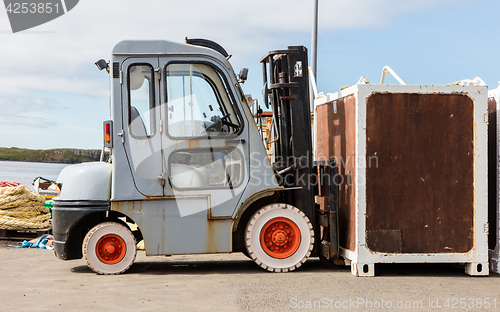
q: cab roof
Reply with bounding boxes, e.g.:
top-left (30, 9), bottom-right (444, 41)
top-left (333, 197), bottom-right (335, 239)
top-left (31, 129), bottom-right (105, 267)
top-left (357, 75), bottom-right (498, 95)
top-left (112, 39), bottom-right (228, 62)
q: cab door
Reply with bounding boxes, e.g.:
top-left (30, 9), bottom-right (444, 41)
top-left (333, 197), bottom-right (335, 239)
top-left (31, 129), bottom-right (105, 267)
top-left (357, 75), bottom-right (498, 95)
top-left (160, 58), bottom-right (250, 218)
top-left (121, 58), bottom-right (164, 197)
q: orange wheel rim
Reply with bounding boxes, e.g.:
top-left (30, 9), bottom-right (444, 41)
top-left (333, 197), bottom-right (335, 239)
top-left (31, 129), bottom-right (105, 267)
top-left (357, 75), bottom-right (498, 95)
top-left (96, 234), bottom-right (127, 264)
top-left (260, 217), bottom-right (301, 259)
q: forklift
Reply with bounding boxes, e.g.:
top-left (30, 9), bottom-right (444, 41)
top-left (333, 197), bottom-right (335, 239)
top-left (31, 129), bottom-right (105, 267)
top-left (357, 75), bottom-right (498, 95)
top-left (52, 39), bottom-right (338, 274)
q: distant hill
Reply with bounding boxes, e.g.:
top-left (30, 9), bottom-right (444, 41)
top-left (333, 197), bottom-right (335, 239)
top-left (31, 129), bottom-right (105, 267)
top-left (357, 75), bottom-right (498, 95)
top-left (0, 147), bottom-right (109, 164)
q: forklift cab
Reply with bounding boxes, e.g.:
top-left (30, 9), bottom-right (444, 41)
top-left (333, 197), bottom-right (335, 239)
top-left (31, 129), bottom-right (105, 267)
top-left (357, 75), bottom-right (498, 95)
top-left (119, 52), bottom-right (247, 199)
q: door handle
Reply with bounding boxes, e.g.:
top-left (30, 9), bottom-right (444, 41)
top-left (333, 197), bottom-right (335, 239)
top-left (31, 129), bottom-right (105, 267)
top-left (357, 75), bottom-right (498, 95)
top-left (158, 172), bottom-right (166, 186)
top-left (226, 139), bottom-right (246, 145)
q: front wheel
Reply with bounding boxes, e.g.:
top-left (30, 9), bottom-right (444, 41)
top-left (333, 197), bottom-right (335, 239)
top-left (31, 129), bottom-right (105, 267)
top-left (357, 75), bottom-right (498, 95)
top-left (245, 203), bottom-right (314, 272)
top-left (83, 222), bottom-right (137, 275)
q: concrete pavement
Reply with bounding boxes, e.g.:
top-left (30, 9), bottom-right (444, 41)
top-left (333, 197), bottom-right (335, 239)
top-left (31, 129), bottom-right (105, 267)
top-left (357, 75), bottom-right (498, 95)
top-left (0, 244), bottom-right (499, 312)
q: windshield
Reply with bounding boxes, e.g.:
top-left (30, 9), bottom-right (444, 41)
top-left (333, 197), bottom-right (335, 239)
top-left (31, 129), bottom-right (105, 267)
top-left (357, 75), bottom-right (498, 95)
top-left (166, 63), bottom-right (241, 138)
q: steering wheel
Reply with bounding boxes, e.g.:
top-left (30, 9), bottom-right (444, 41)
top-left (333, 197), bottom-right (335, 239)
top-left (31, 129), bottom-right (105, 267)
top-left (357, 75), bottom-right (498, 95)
top-left (220, 114), bottom-right (240, 129)
top-left (205, 114), bottom-right (239, 133)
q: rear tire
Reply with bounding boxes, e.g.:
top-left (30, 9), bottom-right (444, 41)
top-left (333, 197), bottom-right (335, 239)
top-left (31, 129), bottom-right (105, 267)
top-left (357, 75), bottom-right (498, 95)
top-left (83, 222), bottom-right (137, 275)
top-left (245, 203), bottom-right (314, 272)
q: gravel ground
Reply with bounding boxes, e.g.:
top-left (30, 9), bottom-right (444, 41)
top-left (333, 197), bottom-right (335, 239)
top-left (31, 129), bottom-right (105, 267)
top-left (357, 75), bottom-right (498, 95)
top-left (0, 239), bottom-right (21, 248)
top-left (0, 243), bottom-right (499, 312)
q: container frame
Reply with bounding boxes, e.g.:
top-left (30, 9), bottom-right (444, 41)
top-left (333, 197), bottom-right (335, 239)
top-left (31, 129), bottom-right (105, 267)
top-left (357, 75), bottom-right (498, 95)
top-left (489, 85), bottom-right (500, 274)
top-left (314, 84), bottom-right (489, 277)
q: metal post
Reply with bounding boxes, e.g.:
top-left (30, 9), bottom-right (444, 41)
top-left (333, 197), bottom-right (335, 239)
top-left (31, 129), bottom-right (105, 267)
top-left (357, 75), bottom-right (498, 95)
top-left (309, 0), bottom-right (318, 113)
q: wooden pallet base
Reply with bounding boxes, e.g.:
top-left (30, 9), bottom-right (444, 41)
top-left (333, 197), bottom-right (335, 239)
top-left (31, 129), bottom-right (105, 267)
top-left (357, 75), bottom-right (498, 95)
top-left (0, 227), bottom-right (52, 240)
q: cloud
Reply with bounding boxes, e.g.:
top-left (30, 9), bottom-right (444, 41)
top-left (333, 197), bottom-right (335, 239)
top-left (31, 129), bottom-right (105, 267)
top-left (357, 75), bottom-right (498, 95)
top-left (63, 124), bottom-right (101, 134)
top-left (0, 67), bottom-right (108, 97)
top-left (0, 0), bottom-right (476, 149)
top-left (0, 114), bottom-right (57, 128)
top-left (0, 95), bottom-right (60, 112)
top-left (0, 96), bottom-right (60, 128)
top-left (0, 0), bottom-right (464, 97)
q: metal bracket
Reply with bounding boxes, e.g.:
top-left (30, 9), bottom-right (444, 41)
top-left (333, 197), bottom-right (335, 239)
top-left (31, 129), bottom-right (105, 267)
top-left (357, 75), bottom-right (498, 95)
top-left (317, 210), bottom-right (330, 227)
top-left (117, 131), bottom-right (124, 144)
top-left (320, 241), bottom-right (332, 259)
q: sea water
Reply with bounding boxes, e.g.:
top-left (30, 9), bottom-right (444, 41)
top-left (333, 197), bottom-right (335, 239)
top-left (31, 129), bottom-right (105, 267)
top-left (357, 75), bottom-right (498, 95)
top-left (0, 160), bottom-right (68, 190)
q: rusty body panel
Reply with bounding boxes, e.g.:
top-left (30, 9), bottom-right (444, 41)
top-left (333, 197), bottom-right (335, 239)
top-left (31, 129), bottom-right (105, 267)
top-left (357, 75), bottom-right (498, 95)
top-left (315, 102), bottom-right (334, 161)
top-left (314, 84), bottom-right (489, 276)
top-left (316, 95), bottom-right (357, 251)
top-left (113, 199), bottom-right (232, 256)
top-left (366, 93), bottom-right (474, 253)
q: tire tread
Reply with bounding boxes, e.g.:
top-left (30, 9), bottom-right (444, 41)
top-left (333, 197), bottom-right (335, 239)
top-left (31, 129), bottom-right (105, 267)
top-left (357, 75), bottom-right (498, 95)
top-left (245, 203), bottom-right (314, 273)
top-left (82, 221), bottom-right (137, 275)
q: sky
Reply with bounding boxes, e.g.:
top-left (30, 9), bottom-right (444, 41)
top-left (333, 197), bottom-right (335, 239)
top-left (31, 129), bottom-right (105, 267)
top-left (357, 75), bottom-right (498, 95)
top-left (0, 0), bottom-right (499, 150)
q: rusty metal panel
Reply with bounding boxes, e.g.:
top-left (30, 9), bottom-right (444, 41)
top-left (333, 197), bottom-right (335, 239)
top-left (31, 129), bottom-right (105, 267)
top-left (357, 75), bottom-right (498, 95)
top-left (365, 93), bottom-right (474, 253)
top-left (112, 198), bottom-right (232, 255)
top-left (315, 103), bottom-right (333, 161)
top-left (366, 229), bottom-right (402, 253)
top-left (316, 95), bottom-right (357, 251)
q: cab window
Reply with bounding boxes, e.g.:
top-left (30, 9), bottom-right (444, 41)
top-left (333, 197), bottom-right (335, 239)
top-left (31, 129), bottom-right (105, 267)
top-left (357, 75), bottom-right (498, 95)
top-left (128, 64), bottom-right (155, 137)
top-left (166, 63), bottom-right (241, 138)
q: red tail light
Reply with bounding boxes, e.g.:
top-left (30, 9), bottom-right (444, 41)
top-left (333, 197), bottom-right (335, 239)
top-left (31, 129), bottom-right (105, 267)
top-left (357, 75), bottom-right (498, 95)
top-left (103, 120), bottom-right (113, 147)
top-left (105, 123), bottom-right (111, 143)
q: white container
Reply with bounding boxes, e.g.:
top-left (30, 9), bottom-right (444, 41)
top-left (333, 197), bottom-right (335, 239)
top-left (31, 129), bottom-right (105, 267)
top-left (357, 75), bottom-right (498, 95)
top-left (314, 84), bottom-right (489, 276)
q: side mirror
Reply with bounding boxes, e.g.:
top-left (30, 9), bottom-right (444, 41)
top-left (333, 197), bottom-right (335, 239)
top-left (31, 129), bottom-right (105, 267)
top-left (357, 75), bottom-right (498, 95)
top-left (95, 59), bottom-right (109, 72)
top-left (238, 68), bottom-right (248, 83)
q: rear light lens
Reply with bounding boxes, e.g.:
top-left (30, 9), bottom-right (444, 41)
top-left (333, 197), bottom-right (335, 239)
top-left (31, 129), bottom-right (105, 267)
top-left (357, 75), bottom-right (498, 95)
top-left (105, 123), bottom-right (111, 143)
top-left (103, 120), bottom-right (113, 147)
